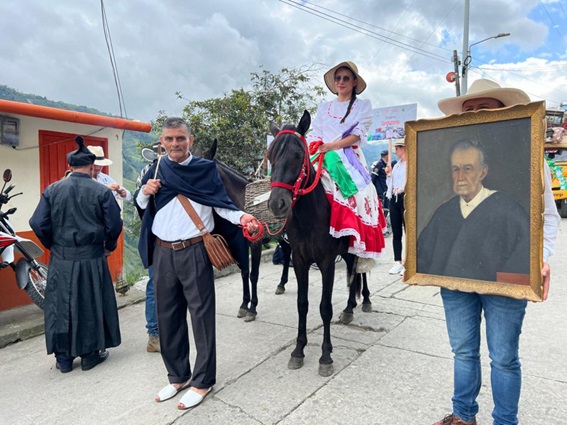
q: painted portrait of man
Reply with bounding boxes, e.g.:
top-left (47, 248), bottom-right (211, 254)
top-left (416, 137), bottom-right (530, 284)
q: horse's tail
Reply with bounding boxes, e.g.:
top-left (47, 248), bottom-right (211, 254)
top-left (356, 274), bottom-right (362, 300)
top-left (347, 257), bottom-right (358, 288)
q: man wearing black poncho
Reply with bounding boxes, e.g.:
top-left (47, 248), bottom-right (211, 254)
top-left (29, 136), bottom-right (123, 373)
top-left (137, 117), bottom-right (258, 411)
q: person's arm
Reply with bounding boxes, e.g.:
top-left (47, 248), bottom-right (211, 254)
top-left (108, 184), bottom-right (131, 201)
top-left (318, 99), bottom-right (373, 152)
top-left (214, 207), bottom-right (259, 235)
top-left (29, 190), bottom-right (54, 249)
top-left (102, 190), bottom-right (123, 252)
top-left (541, 160), bottom-right (561, 300)
top-left (136, 179), bottom-right (161, 209)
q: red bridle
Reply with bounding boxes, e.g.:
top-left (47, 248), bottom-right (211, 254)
top-left (269, 129), bottom-right (324, 205)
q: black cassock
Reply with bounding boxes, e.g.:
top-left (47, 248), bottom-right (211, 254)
top-left (417, 192), bottom-right (530, 283)
top-left (30, 173), bottom-right (123, 357)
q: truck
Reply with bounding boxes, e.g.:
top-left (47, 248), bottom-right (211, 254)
top-left (545, 108), bottom-right (567, 218)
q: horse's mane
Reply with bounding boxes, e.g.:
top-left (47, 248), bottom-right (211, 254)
top-left (216, 159), bottom-right (251, 185)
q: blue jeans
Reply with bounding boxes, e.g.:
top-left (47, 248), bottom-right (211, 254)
top-left (441, 288), bottom-right (527, 425)
top-left (145, 266), bottom-right (159, 337)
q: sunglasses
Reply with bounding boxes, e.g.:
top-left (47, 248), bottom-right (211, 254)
top-left (334, 75), bottom-right (352, 83)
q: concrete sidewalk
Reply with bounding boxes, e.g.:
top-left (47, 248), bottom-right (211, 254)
top-left (0, 226), bottom-right (565, 425)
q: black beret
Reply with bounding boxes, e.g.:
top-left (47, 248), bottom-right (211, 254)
top-left (67, 136), bottom-right (96, 166)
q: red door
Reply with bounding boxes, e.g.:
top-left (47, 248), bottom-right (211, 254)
top-left (37, 131), bottom-right (123, 283)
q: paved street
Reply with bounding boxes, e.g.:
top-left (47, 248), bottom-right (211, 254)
top-left (0, 221), bottom-right (565, 425)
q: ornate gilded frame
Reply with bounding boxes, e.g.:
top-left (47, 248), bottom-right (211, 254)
top-left (403, 101), bottom-right (546, 301)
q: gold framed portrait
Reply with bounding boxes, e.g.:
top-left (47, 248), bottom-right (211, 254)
top-left (403, 101), bottom-right (546, 301)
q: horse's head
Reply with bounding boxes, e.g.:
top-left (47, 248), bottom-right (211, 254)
top-left (267, 110), bottom-right (311, 219)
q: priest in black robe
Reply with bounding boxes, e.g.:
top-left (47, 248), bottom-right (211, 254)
top-left (417, 138), bottom-right (529, 283)
top-left (30, 136), bottom-right (123, 373)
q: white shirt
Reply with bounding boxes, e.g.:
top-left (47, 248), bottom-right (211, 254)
top-left (307, 98), bottom-right (373, 146)
top-left (386, 160), bottom-right (406, 199)
top-left (459, 186), bottom-right (496, 219)
top-left (136, 154), bottom-right (244, 242)
top-left (96, 172), bottom-right (132, 202)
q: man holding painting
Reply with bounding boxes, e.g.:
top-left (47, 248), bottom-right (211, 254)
top-left (427, 79), bottom-right (560, 425)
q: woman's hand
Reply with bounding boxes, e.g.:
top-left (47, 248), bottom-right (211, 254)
top-left (317, 142), bottom-right (336, 153)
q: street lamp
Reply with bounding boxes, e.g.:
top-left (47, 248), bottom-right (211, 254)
top-left (461, 32), bottom-right (510, 95)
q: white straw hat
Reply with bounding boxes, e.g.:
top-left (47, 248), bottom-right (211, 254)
top-left (87, 145), bottom-right (113, 166)
top-left (438, 79), bottom-right (530, 116)
top-left (324, 61), bottom-right (367, 95)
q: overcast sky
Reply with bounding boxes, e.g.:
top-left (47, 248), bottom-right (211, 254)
top-left (2, 0), bottom-right (567, 124)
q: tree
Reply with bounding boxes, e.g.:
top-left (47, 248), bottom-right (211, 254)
top-left (163, 65), bottom-right (325, 176)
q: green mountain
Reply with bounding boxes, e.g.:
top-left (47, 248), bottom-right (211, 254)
top-left (0, 84), bottom-right (157, 281)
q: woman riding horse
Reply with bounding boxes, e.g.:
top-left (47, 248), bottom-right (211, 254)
top-left (308, 61), bottom-right (386, 269)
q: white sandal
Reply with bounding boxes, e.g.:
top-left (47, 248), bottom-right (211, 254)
top-left (155, 382), bottom-right (190, 402)
top-left (177, 387), bottom-right (213, 410)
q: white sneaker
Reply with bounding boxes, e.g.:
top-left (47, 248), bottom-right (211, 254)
top-left (399, 267), bottom-right (405, 276)
top-left (389, 262), bottom-right (404, 275)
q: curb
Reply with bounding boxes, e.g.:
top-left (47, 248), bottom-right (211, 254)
top-left (0, 247), bottom-right (278, 349)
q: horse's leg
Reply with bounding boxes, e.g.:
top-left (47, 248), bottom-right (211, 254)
top-left (244, 242), bottom-right (261, 322)
top-left (275, 241), bottom-right (292, 295)
top-left (318, 259), bottom-right (336, 377)
top-left (289, 258), bottom-right (309, 370)
top-left (339, 272), bottom-right (359, 324)
top-left (227, 238), bottom-right (249, 319)
top-left (361, 273), bottom-right (372, 312)
top-left (237, 264), bottom-right (251, 318)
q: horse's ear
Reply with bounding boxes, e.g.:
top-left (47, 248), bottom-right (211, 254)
top-left (297, 110), bottom-right (311, 136)
top-left (210, 139), bottom-right (218, 160)
top-left (269, 121), bottom-right (280, 137)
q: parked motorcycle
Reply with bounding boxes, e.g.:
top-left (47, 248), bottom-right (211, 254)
top-left (0, 169), bottom-right (47, 310)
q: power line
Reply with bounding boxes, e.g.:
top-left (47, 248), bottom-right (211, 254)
top-left (539, 0), bottom-right (567, 52)
top-left (368, 0), bottom-right (417, 66)
top-left (376, 0), bottom-right (462, 99)
top-left (101, 0), bottom-right (128, 118)
top-left (277, 0), bottom-right (450, 63)
top-left (304, 0), bottom-right (452, 55)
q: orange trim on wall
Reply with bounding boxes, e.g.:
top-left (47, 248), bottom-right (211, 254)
top-left (0, 99), bottom-right (152, 133)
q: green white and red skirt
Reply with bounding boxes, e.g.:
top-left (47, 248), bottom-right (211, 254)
top-left (316, 147), bottom-right (387, 258)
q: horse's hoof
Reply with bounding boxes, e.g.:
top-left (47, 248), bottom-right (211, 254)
top-left (237, 307), bottom-right (248, 318)
top-left (275, 285), bottom-right (285, 295)
top-left (244, 311), bottom-right (257, 322)
top-left (318, 363), bottom-right (334, 377)
top-left (362, 302), bottom-right (372, 313)
top-left (339, 312), bottom-right (354, 324)
top-left (288, 356), bottom-right (304, 370)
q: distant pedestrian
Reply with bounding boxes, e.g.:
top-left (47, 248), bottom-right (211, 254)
top-left (134, 143), bottom-right (161, 353)
top-left (371, 150), bottom-right (389, 208)
top-left (30, 136), bottom-right (123, 373)
top-left (87, 145), bottom-right (132, 202)
top-left (385, 138), bottom-right (406, 275)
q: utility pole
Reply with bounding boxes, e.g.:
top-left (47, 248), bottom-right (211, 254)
top-left (461, 0), bottom-right (470, 95)
top-left (452, 50), bottom-right (461, 96)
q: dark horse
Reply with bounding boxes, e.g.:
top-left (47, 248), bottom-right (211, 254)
top-left (267, 110), bottom-right (369, 376)
top-left (203, 141), bottom-right (292, 321)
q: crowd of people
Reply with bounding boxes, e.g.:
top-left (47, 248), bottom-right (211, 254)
top-left (27, 61), bottom-right (560, 424)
